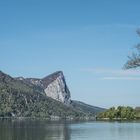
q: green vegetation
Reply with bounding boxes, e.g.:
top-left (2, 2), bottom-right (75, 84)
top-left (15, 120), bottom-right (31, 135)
top-left (0, 84), bottom-right (86, 119)
top-left (97, 106), bottom-right (140, 120)
top-left (0, 89), bottom-right (82, 119)
top-left (135, 107), bottom-right (140, 119)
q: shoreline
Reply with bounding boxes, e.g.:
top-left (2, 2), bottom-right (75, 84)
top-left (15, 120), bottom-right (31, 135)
top-left (96, 117), bottom-right (140, 121)
top-left (0, 116), bottom-right (96, 121)
top-left (1, 117), bottom-right (140, 123)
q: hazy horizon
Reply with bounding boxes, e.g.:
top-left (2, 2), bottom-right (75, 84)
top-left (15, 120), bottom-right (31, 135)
top-left (0, 0), bottom-right (140, 108)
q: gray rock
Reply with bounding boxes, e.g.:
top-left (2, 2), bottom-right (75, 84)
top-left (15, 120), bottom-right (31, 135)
top-left (43, 71), bottom-right (71, 104)
top-left (17, 71), bottom-right (71, 104)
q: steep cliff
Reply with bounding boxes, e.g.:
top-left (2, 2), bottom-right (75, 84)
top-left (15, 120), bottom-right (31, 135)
top-left (18, 71), bottom-right (71, 104)
top-left (42, 71), bottom-right (71, 104)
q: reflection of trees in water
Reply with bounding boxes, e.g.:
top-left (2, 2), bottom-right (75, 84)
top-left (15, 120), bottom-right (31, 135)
top-left (0, 120), bottom-right (71, 140)
top-left (44, 121), bottom-right (71, 140)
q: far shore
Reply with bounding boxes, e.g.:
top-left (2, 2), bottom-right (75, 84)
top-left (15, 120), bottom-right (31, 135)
top-left (1, 117), bottom-right (140, 122)
top-left (96, 117), bottom-right (140, 121)
top-left (0, 116), bottom-right (96, 121)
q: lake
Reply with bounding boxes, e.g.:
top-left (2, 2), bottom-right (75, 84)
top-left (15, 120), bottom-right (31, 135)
top-left (0, 120), bottom-right (140, 140)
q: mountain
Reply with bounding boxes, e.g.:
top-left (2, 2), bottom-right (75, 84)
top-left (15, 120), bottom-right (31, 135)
top-left (71, 100), bottom-right (106, 115)
top-left (0, 70), bottom-right (105, 119)
top-left (23, 71), bottom-right (71, 104)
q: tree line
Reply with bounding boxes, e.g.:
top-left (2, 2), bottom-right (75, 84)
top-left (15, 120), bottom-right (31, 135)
top-left (97, 106), bottom-right (140, 120)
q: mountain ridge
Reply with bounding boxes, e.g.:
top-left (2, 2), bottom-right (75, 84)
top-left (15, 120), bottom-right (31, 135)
top-left (0, 70), bottom-right (105, 119)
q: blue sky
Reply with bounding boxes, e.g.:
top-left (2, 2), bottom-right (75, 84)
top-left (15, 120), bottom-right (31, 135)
top-left (0, 0), bottom-right (140, 108)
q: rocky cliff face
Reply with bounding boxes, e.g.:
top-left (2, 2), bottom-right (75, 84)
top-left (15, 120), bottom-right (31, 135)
top-left (16, 71), bottom-right (71, 104)
top-left (42, 71), bottom-right (71, 104)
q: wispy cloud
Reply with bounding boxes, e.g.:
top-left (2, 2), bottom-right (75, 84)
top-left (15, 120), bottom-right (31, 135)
top-left (81, 68), bottom-right (140, 80)
top-left (101, 77), bottom-right (140, 80)
top-left (82, 68), bottom-right (140, 75)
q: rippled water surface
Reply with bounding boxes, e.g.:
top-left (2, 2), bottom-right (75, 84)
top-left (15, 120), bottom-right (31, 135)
top-left (0, 120), bottom-right (140, 140)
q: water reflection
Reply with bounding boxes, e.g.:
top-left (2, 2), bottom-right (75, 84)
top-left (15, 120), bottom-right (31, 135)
top-left (0, 120), bottom-right (140, 140)
top-left (0, 120), bottom-right (71, 140)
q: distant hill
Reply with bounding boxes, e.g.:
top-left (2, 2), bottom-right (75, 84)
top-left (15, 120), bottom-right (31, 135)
top-left (0, 70), bottom-right (105, 120)
top-left (71, 100), bottom-right (106, 115)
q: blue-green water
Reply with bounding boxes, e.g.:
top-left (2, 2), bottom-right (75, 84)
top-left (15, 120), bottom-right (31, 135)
top-left (0, 120), bottom-right (140, 140)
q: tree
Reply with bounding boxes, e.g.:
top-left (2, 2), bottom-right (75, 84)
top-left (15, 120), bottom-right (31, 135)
top-left (124, 29), bottom-right (140, 69)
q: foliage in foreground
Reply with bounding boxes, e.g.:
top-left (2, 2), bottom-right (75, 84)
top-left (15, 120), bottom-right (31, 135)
top-left (124, 29), bottom-right (140, 69)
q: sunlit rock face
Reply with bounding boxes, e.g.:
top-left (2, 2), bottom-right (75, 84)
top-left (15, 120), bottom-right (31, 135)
top-left (16, 71), bottom-right (71, 104)
top-left (42, 71), bottom-right (71, 104)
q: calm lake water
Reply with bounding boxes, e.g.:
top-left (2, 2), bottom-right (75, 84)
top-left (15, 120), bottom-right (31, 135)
top-left (0, 120), bottom-right (140, 140)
